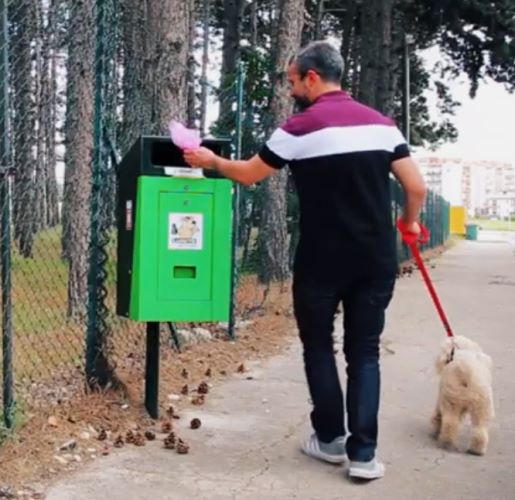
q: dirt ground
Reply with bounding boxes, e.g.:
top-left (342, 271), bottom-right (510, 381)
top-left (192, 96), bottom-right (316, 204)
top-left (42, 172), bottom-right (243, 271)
top-left (0, 247), bottom-right (447, 498)
top-left (0, 276), bottom-right (297, 497)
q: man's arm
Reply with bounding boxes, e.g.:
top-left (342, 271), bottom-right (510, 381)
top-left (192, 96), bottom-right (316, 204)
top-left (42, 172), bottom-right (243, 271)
top-left (183, 148), bottom-right (277, 186)
top-left (391, 156), bottom-right (427, 230)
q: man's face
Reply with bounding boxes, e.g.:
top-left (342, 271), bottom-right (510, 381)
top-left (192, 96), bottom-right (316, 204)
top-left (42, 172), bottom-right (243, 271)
top-left (287, 63), bottom-right (313, 111)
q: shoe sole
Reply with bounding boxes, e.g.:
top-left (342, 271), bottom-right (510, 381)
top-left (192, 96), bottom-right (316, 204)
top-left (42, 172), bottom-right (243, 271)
top-left (301, 445), bottom-right (347, 464)
top-left (348, 467), bottom-right (385, 480)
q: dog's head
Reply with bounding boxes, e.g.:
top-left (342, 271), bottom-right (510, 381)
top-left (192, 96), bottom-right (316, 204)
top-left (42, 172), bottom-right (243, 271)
top-left (435, 335), bottom-right (486, 374)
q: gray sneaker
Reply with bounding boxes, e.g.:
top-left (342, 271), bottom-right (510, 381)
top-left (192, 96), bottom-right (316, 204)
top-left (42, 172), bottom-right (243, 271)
top-left (301, 433), bottom-right (347, 464)
top-left (348, 458), bottom-right (385, 480)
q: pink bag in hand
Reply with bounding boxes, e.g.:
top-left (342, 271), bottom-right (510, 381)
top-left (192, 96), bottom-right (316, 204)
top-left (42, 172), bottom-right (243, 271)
top-left (169, 120), bottom-right (202, 150)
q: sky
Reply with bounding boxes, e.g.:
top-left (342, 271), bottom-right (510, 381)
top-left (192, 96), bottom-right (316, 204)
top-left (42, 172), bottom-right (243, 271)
top-left (417, 48), bottom-right (515, 164)
top-left (433, 80), bottom-right (515, 164)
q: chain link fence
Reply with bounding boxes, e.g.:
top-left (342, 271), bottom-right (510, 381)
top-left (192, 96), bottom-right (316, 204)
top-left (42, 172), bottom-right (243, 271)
top-left (0, 0), bottom-right (451, 437)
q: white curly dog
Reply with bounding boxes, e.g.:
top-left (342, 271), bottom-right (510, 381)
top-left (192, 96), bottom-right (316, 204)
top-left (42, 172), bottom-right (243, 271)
top-left (431, 335), bottom-right (494, 455)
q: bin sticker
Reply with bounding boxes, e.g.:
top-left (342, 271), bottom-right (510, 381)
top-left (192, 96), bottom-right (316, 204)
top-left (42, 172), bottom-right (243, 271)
top-left (168, 213), bottom-right (203, 250)
top-left (125, 200), bottom-right (133, 231)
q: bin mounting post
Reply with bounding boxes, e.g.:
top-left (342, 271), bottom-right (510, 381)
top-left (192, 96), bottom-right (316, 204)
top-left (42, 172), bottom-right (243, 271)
top-left (145, 322), bottom-right (160, 419)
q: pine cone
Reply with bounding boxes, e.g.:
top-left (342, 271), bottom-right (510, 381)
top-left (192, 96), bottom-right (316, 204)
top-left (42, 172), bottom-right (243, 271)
top-left (205, 368), bottom-right (212, 377)
top-left (190, 418), bottom-right (201, 430)
top-left (181, 384), bottom-right (189, 395)
top-left (125, 430), bottom-right (136, 444)
top-left (197, 381), bottom-right (209, 395)
top-left (161, 420), bottom-right (173, 434)
top-left (114, 435), bottom-right (125, 448)
top-left (97, 429), bottom-right (108, 441)
top-left (164, 432), bottom-right (176, 450)
top-left (133, 433), bottom-right (146, 447)
top-left (145, 430), bottom-right (156, 441)
top-left (191, 395), bottom-right (205, 406)
top-left (176, 439), bottom-right (190, 454)
top-left (237, 363), bottom-right (246, 373)
top-left (181, 368), bottom-right (189, 379)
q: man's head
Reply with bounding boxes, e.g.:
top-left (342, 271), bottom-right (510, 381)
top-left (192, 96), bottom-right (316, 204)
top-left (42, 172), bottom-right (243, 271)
top-left (288, 41), bottom-right (344, 110)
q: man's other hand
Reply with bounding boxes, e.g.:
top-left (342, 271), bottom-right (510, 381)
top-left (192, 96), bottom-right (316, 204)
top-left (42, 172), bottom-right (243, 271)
top-left (183, 147), bottom-right (217, 169)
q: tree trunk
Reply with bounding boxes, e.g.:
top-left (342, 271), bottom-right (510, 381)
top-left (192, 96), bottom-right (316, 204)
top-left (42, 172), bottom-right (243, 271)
top-left (11, 2), bottom-right (36, 258)
top-left (250, 0), bottom-right (258, 46)
top-left (358, 0), bottom-right (395, 113)
top-left (186, 0), bottom-right (197, 128)
top-left (146, 0), bottom-right (191, 131)
top-left (375, 0), bottom-right (394, 114)
top-left (35, 0), bottom-right (47, 233)
top-left (350, 18), bottom-right (360, 97)
top-left (121, 0), bottom-right (191, 152)
top-left (219, 0), bottom-right (245, 130)
top-left (44, 0), bottom-right (60, 227)
top-left (358, 0), bottom-right (380, 107)
top-left (63, 0), bottom-right (95, 320)
top-left (340, 0), bottom-right (357, 88)
top-left (120, 0), bottom-right (151, 155)
top-left (257, 0), bottom-right (304, 284)
top-left (199, 0), bottom-right (210, 134)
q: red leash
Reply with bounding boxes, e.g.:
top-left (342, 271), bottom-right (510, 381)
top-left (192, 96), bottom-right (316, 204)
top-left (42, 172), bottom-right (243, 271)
top-left (397, 220), bottom-right (454, 338)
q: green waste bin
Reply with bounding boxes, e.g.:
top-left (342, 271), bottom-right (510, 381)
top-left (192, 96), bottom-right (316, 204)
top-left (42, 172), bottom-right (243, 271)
top-left (465, 223), bottom-right (478, 241)
top-left (116, 135), bottom-right (233, 322)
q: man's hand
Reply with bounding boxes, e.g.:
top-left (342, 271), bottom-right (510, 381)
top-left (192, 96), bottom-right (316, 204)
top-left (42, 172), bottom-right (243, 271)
top-left (183, 147), bottom-right (217, 169)
top-left (405, 221), bottom-right (421, 235)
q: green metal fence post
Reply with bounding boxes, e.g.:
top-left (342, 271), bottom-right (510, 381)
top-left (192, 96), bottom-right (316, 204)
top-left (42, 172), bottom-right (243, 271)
top-left (228, 62), bottom-right (244, 340)
top-left (86, 0), bottom-right (111, 387)
top-left (0, 0), bottom-right (13, 429)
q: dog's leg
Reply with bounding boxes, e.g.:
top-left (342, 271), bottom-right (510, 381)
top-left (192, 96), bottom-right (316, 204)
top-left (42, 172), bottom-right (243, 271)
top-left (438, 410), bottom-right (461, 450)
top-left (430, 406), bottom-right (442, 438)
top-left (468, 405), bottom-right (490, 456)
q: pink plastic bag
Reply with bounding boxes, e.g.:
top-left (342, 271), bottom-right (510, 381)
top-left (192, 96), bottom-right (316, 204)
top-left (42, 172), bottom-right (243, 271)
top-left (169, 120), bottom-right (202, 150)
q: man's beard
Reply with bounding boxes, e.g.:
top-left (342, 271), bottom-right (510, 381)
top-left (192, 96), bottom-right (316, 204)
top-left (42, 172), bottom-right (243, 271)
top-left (293, 95), bottom-right (312, 112)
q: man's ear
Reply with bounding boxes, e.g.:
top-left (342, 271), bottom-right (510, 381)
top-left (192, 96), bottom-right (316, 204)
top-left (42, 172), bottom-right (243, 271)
top-left (303, 69), bottom-right (317, 86)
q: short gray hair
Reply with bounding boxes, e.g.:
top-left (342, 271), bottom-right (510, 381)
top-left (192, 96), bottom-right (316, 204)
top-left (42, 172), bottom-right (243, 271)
top-left (294, 41), bottom-right (343, 83)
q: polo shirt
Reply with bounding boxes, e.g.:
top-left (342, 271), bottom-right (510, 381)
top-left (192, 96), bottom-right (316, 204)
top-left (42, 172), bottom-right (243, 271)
top-left (258, 90), bottom-right (410, 281)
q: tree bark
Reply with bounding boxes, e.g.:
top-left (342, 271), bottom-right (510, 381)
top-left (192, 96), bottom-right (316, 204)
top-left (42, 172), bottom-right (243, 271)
top-left (199, 0), bottom-right (211, 134)
top-left (340, 0), bottom-right (357, 88)
top-left (11, 2), bottom-right (36, 258)
top-left (121, 0), bottom-right (191, 153)
top-left (44, 0), bottom-right (60, 227)
top-left (35, 0), bottom-right (47, 233)
top-left (186, 0), bottom-right (197, 128)
top-left (63, 0), bottom-right (95, 320)
top-left (257, 0), bottom-right (304, 284)
top-left (358, 0), bottom-right (395, 113)
top-left (218, 0), bottom-right (245, 130)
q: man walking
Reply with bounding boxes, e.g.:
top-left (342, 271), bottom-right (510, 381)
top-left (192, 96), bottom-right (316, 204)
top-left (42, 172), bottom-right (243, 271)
top-left (184, 41), bottom-right (426, 480)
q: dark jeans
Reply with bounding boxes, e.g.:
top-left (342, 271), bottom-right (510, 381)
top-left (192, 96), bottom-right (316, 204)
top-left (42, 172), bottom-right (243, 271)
top-left (293, 274), bottom-right (395, 462)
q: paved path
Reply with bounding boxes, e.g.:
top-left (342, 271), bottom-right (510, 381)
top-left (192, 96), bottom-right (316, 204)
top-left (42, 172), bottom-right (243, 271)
top-left (46, 237), bottom-right (515, 500)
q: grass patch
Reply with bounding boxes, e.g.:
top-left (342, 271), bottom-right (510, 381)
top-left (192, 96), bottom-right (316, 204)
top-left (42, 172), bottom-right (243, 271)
top-left (470, 218), bottom-right (515, 232)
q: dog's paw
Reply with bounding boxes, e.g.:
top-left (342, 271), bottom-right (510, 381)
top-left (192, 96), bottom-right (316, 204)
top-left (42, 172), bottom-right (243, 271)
top-left (468, 441), bottom-right (487, 456)
top-left (437, 436), bottom-right (458, 451)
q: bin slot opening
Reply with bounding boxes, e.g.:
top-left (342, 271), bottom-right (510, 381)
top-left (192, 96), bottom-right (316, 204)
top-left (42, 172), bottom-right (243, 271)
top-left (151, 141), bottom-right (224, 168)
top-left (173, 266), bottom-right (197, 279)
top-left (151, 142), bottom-right (189, 168)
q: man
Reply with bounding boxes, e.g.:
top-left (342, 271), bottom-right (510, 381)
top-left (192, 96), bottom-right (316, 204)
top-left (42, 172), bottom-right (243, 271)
top-left (184, 41), bottom-right (426, 480)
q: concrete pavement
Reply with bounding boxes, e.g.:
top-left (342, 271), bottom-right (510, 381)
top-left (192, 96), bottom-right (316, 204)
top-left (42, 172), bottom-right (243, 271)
top-left (46, 235), bottom-right (515, 500)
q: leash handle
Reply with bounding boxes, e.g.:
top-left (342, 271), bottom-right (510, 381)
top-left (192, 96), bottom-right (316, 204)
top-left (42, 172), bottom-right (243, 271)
top-left (397, 219), bottom-right (454, 338)
top-left (396, 219), bottom-right (430, 245)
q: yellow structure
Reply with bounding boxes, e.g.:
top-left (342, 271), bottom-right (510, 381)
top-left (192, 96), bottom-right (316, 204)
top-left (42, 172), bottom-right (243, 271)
top-left (450, 206), bottom-right (467, 235)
